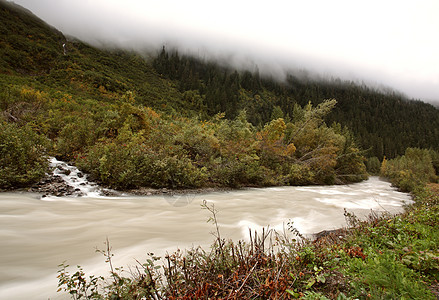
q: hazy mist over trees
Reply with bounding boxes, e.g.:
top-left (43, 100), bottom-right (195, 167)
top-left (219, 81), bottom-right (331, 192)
top-left (10, 0), bottom-right (439, 105)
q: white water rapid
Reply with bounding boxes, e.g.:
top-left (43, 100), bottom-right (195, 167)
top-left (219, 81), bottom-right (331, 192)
top-left (0, 163), bottom-right (412, 299)
top-left (47, 157), bottom-right (104, 198)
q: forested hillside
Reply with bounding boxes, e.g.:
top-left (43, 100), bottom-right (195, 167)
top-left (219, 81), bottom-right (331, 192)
top-left (1, 0), bottom-right (438, 190)
top-left (152, 49), bottom-right (439, 159)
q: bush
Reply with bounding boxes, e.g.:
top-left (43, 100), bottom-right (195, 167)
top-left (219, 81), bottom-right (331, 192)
top-left (209, 154), bottom-right (267, 187)
top-left (366, 156), bottom-right (381, 175)
top-left (0, 121), bottom-right (49, 188)
top-left (288, 163), bottom-right (315, 185)
top-left (55, 115), bottom-right (97, 160)
top-left (77, 124), bottom-right (208, 189)
top-left (381, 148), bottom-right (437, 192)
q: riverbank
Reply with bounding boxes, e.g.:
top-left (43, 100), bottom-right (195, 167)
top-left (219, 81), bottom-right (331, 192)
top-left (5, 157), bottom-right (236, 198)
top-left (24, 172), bottom-right (237, 197)
top-left (1, 155), bottom-right (366, 198)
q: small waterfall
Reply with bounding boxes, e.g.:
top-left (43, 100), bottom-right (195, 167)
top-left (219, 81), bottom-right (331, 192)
top-left (45, 157), bottom-right (113, 197)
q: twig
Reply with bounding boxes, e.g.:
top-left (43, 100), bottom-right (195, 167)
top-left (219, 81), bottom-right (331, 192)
top-left (104, 238), bottom-right (118, 285)
top-left (230, 261), bottom-right (258, 298)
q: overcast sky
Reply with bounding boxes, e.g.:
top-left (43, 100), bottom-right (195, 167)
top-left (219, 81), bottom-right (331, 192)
top-left (12, 0), bottom-right (439, 104)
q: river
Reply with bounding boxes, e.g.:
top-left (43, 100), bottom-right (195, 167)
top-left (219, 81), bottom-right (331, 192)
top-left (0, 176), bottom-right (411, 299)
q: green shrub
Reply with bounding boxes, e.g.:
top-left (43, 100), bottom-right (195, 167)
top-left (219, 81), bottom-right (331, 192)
top-left (381, 148), bottom-right (437, 192)
top-left (288, 163), bottom-right (315, 185)
top-left (366, 156), bottom-right (381, 175)
top-left (77, 123), bottom-right (208, 189)
top-left (0, 121), bottom-right (49, 188)
top-left (209, 154), bottom-right (267, 187)
top-left (55, 115), bottom-right (97, 160)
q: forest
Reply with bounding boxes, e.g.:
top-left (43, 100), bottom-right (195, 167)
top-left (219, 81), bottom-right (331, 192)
top-left (153, 47), bottom-right (439, 160)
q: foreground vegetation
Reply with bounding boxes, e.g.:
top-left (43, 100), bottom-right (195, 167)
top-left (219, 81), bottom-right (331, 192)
top-left (57, 151), bottom-right (438, 299)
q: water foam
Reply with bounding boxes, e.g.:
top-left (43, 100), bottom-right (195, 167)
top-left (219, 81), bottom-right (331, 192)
top-left (47, 157), bottom-right (105, 198)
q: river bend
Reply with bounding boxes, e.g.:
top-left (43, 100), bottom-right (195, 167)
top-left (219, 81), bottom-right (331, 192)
top-left (0, 177), bottom-right (411, 299)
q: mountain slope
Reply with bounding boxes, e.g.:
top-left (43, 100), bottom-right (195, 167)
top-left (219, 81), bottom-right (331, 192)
top-left (0, 0), bottom-right (195, 115)
top-left (0, 0), bottom-right (64, 75)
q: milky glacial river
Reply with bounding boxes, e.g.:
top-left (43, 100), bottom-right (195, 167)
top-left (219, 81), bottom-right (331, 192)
top-left (0, 177), bottom-right (411, 299)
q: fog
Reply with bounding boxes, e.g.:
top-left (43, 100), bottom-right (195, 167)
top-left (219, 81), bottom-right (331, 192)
top-left (11, 0), bottom-right (439, 104)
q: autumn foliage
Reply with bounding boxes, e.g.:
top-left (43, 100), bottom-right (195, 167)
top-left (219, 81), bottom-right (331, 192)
top-left (70, 97), bottom-right (367, 189)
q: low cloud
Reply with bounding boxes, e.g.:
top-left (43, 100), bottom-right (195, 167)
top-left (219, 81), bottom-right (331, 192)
top-left (11, 0), bottom-right (439, 104)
